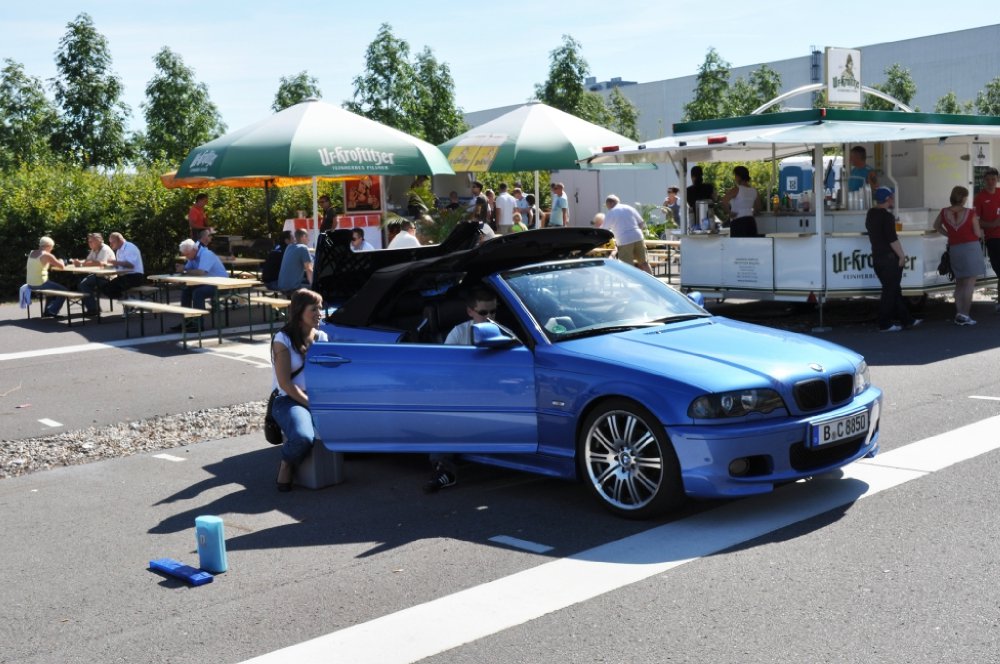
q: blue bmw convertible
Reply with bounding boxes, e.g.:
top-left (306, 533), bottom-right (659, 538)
top-left (306, 225), bottom-right (881, 518)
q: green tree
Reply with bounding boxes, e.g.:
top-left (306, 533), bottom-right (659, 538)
top-left (863, 63), bottom-right (918, 111)
top-left (605, 87), bottom-right (639, 140)
top-left (413, 47), bottom-right (466, 145)
top-left (577, 91), bottom-right (611, 127)
top-left (975, 76), bottom-right (1000, 116)
top-left (535, 35), bottom-right (589, 115)
top-left (51, 13), bottom-right (131, 167)
top-left (140, 47), bottom-right (225, 164)
top-left (345, 23), bottom-right (420, 136)
top-left (723, 65), bottom-right (782, 116)
top-left (935, 91), bottom-right (973, 115)
top-left (273, 71), bottom-right (322, 112)
top-left (0, 59), bottom-right (57, 170)
top-left (683, 48), bottom-right (730, 121)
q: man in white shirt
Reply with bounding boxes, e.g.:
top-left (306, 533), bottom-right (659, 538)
top-left (603, 194), bottom-right (651, 273)
top-left (388, 219), bottom-right (421, 249)
top-left (76, 232), bottom-right (117, 314)
top-left (444, 288), bottom-right (496, 346)
top-left (427, 287), bottom-right (499, 493)
top-left (100, 231), bottom-right (145, 298)
top-left (512, 187), bottom-right (529, 226)
top-left (494, 183), bottom-right (517, 233)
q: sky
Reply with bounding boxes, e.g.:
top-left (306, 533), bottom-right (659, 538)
top-left (1, 1), bottom-right (990, 138)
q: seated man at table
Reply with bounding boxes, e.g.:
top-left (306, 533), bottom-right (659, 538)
top-left (275, 229), bottom-right (313, 294)
top-left (81, 232), bottom-right (145, 312)
top-left (196, 228), bottom-right (214, 249)
top-left (262, 231), bottom-right (293, 290)
top-left (76, 232), bottom-right (116, 314)
top-left (172, 238), bottom-right (228, 330)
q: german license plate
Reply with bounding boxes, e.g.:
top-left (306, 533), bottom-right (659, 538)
top-left (810, 410), bottom-right (869, 447)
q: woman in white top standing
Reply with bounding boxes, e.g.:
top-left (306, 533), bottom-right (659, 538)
top-left (271, 288), bottom-right (328, 491)
top-left (722, 165), bottom-right (761, 238)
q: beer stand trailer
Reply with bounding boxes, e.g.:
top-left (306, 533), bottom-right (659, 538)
top-left (590, 108), bottom-right (1000, 320)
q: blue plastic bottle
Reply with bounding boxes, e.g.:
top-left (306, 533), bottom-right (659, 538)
top-left (195, 515), bottom-right (228, 573)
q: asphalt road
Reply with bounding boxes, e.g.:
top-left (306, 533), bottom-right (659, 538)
top-left (2, 296), bottom-right (1000, 663)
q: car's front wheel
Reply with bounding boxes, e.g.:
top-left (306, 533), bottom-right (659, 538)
top-left (579, 399), bottom-right (685, 519)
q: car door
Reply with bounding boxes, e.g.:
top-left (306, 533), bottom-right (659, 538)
top-left (307, 340), bottom-right (538, 453)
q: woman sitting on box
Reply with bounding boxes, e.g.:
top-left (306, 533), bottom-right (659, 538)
top-left (271, 288), bottom-right (328, 491)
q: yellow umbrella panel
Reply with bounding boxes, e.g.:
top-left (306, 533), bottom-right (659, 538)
top-left (159, 171), bottom-right (353, 189)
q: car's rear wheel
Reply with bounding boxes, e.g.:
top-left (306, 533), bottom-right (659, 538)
top-left (579, 399), bottom-right (685, 519)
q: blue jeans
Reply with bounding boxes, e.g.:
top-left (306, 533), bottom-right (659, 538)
top-left (181, 284), bottom-right (217, 311)
top-left (32, 281), bottom-right (67, 315)
top-left (78, 274), bottom-right (105, 313)
top-left (271, 394), bottom-right (316, 465)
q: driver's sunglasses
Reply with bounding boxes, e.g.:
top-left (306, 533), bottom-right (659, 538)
top-left (475, 308), bottom-right (497, 317)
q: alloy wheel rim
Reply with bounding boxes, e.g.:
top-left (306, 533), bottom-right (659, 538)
top-left (585, 410), bottom-right (664, 510)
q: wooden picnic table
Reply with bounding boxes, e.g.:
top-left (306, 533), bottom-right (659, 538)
top-left (222, 256), bottom-right (265, 276)
top-left (175, 256), bottom-right (266, 277)
top-left (645, 240), bottom-right (681, 280)
top-left (148, 274), bottom-right (261, 343)
top-left (59, 265), bottom-right (120, 276)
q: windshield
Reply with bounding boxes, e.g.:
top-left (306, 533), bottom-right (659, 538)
top-left (502, 259), bottom-right (708, 341)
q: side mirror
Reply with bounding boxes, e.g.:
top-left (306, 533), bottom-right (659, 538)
top-left (687, 291), bottom-right (705, 307)
top-left (472, 322), bottom-right (519, 348)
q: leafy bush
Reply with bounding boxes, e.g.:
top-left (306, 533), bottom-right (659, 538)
top-left (0, 163), bottom-right (345, 300)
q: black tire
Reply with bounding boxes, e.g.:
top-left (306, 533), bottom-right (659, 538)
top-left (578, 398), bottom-right (685, 519)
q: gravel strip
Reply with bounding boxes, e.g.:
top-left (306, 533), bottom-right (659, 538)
top-left (1, 400), bottom-right (266, 479)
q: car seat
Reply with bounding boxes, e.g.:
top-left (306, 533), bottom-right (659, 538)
top-left (420, 299), bottom-right (470, 343)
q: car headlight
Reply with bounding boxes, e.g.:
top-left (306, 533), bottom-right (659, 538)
top-left (688, 388), bottom-right (786, 419)
top-left (854, 360), bottom-right (871, 395)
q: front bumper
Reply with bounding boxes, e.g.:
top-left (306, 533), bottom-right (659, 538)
top-left (667, 387), bottom-right (882, 499)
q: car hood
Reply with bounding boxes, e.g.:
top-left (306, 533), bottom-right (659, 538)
top-left (562, 316), bottom-right (861, 392)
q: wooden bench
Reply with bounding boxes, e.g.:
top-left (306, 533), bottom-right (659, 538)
top-left (29, 289), bottom-right (97, 326)
top-left (120, 300), bottom-right (210, 349)
top-left (248, 295), bottom-right (292, 339)
top-left (125, 284), bottom-right (160, 301)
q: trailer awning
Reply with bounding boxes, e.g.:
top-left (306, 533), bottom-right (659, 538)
top-left (584, 109), bottom-right (1000, 165)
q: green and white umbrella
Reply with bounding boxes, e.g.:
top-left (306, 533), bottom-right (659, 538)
top-left (438, 101), bottom-right (641, 173)
top-left (176, 99), bottom-right (454, 180)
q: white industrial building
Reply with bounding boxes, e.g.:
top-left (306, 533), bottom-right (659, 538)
top-left (460, 24), bottom-right (1000, 224)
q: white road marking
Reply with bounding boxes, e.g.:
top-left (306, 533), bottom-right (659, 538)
top-left (239, 415), bottom-right (1000, 664)
top-left (0, 329), bottom-right (271, 363)
top-left (152, 454), bottom-right (186, 462)
top-left (37, 418), bottom-right (62, 428)
top-left (488, 535), bottom-right (554, 554)
top-left (193, 341), bottom-right (272, 368)
top-left (969, 395), bottom-right (1000, 401)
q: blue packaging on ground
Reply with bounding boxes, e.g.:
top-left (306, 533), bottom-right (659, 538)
top-left (149, 558), bottom-right (214, 586)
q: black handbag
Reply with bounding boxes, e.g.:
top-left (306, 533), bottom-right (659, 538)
top-left (937, 246), bottom-right (953, 279)
top-left (263, 389), bottom-right (283, 445)
top-left (264, 355), bottom-right (303, 445)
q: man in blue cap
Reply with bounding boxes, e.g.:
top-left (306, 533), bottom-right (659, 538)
top-left (865, 186), bottom-right (920, 332)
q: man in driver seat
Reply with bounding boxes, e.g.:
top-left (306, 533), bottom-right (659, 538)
top-left (425, 288), bottom-right (498, 493)
top-left (443, 288), bottom-right (497, 345)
